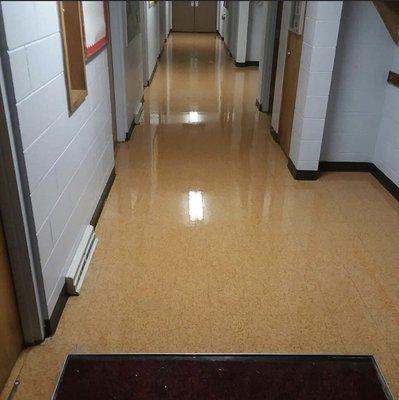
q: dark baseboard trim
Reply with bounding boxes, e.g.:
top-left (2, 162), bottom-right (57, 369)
top-left (370, 164), bottom-right (399, 201)
top-left (158, 44), bottom-right (165, 60)
top-left (319, 161), bottom-right (371, 173)
top-left (45, 283), bottom-right (68, 337)
top-left (147, 61), bottom-right (158, 86)
top-left (288, 158), bottom-right (319, 181)
top-left (235, 61), bottom-right (259, 67)
top-left (319, 161), bottom-right (398, 201)
top-left (90, 167), bottom-right (116, 228)
top-left (126, 118), bottom-right (136, 141)
top-left (255, 99), bottom-right (262, 111)
top-left (269, 126), bottom-right (279, 143)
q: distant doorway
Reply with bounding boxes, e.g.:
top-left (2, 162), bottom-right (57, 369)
top-left (172, 1), bottom-right (216, 33)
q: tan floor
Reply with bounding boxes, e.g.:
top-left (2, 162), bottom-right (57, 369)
top-left (2, 33), bottom-right (399, 399)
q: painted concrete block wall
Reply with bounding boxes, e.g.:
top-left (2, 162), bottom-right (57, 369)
top-left (321, 2), bottom-right (393, 162)
top-left (110, 1), bottom-right (144, 141)
top-left (235, 1), bottom-right (249, 63)
top-left (224, 1), bottom-right (239, 59)
top-left (246, 1), bottom-right (267, 62)
top-left (289, 1), bottom-right (342, 171)
top-left (271, 2), bottom-right (291, 131)
top-left (124, 6), bottom-right (144, 130)
top-left (373, 47), bottom-right (399, 186)
top-left (146, 1), bottom-right (161, 82)
top-left (1, 1), bottom-right (115, 315)
top-left (219, 1), bottom-right (226, 38)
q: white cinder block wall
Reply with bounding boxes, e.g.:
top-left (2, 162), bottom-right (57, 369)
top-left (289, 1), bottom-right (343, 171)
top-left (321, 2), bottom-right (394, 163)
top-left (146, 1), bottom-right (161, 82)
top-left (320, 2), bottom-right (399, 187)
top-left (246, 1), bottom-right (267, 62)
top-left (373, 47), bottom-right (399, 186)
top-left (1, 1), bottom-right (115, 315)
top-left (110, 1), bottom-right (144, 141)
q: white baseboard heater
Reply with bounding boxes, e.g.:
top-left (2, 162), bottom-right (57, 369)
top-left (65, 225), bottom-right (98, 295)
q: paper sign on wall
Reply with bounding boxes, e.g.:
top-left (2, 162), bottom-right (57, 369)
top-left (82, 1), bottom-right (108, 58)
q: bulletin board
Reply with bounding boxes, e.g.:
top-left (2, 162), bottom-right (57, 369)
top-left (81, 1), bottom-right (108, 59)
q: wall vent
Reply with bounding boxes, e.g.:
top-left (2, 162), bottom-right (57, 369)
top-left (65, 225), bottom-right (98, 295)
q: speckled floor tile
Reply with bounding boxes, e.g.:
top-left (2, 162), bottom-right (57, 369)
top-left (2, 33), bottom-right (398, 400)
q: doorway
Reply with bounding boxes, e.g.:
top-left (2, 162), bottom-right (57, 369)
top-left (0, 214), bottom-right (23, 392)
top-left (278, 2), bottom-right (306, 156)
top-left (172, 1), bottom-right (216, 33)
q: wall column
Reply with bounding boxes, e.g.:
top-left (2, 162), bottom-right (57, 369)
top-left (289, 1), bottom-right (343, 177)
top-left (235, 1), bottom-right (250, 64)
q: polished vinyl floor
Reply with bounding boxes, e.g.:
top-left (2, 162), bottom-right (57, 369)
top-left (3, 33), bottom-right (399, 399)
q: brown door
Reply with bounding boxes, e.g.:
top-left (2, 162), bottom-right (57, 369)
top-left (172, 1), bottom-right (195, 32)
top-left (194, 1), bottom-right (216, 32)
top-left (278, 2), bottom-right (306, 156)
top-left (0, 214), bottom-right (23, 391)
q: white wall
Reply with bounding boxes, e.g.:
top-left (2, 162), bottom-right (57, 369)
top-left (321, 2), bottom-right (393, 163)
top-left (271, 1), bottom-right (291, 130)
top-left (165, 1), bottom-right (172, 37)
top-left (110, 1), bottom-right (144, 141)
top-left (373, 48), bottom-right (399, 185)
top-left (1, 1), bottom-right (115, 315)
top-left (224, 1), bottom-right (239, 59)
top-left (247, 1), bottom-right (267, 62)
top-left (256, 1), bottom-right (276, 112)
top-left (145, 1), bottom-right (161, 83)
top-left (289, 1), bottom-right (342, 171)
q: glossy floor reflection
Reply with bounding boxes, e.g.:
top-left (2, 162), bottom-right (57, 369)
top-left (3, 33), bottom-right (399, 399)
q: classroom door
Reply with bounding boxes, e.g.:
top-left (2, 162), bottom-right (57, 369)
top-left (172, 1), bottom-right (216, 33)
top-left (172, 1), bottom-right (195, 32)
top-left (194, 1), bottom-right (217, 32)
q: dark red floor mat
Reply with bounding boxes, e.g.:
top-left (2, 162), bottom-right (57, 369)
top-left (52, 354), bottom-right (394, 400)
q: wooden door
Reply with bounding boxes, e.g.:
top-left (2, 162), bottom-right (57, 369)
top-left (194, 1), bottom-right (217, 32)
top-left (0, 215), bottom-right (23, 391)
top-left (172, 1), bottom-right (195, 32)
top-left (278, 1), bottom-right (305, 156)
top-left (278, 31), bottom-right (303, 156)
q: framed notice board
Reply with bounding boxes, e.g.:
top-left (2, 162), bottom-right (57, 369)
top-left (81, 1), bottom-right (108, 59)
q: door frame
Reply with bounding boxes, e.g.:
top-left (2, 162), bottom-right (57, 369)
top-left (0, 64), bottom-right (46, 344)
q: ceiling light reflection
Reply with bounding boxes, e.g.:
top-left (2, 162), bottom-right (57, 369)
top-left (188, 191), bottom-right (204, 222)
top-left (188, 111), bottom-right (200, 124)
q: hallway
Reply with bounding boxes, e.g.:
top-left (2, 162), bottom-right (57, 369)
top-left (3, 33), bottom-right (399, 399)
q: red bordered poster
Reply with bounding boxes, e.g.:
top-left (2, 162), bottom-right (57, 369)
top-left (81, 1), bottom-right (108, 59)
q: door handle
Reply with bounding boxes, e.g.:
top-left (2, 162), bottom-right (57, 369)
top-left (287, 50), bottom-right (291, 57)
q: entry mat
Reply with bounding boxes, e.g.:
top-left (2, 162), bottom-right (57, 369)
top-left (52, 354), bottom-right (394, 400)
